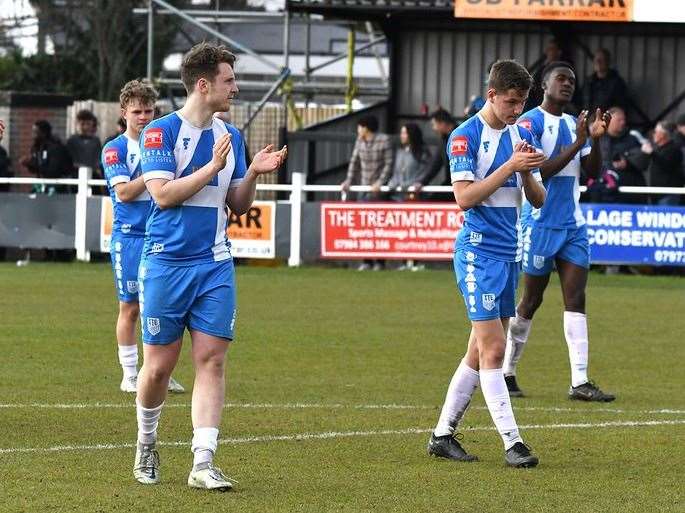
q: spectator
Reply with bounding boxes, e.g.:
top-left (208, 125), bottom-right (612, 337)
top-left (464, 61), bottom-right (495, 119)
top-left (387, 123), bottom-right (430, 201)
top-left (594, 106), bottom-right (645, 203)
top-left (675, 114), bottom-right (685, 175)
top-left (639, 121), bottom-right (683, 206)
top-left (411, 108), bottom-right (456, 198)
top-left (0, 119), bottom-right (10, 193)
top-left (581, 49), bottom-right (628, 113)
top-left (104, 117), bottom-right (127, 145)
top-left (67, 109), bottom-right (102, 175)
top-left (388, 123), bottom-right (429, 271)
top-left (525, 38), bottom-right (573, 112)
top-left (340, 115), bottom-right (393, 270)
top-left (341, 115), bottom-right (393, 198)
top-left (20, 120), bottom-right (74, 195)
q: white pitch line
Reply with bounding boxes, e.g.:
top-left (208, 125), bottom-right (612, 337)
top-left (0, 419), bottom-right (683, 455)
top-left (0, 402), bottom-right (683, 415)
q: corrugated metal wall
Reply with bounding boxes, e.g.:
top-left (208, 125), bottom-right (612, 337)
top-left (394, 24), bottom-right (685, 123)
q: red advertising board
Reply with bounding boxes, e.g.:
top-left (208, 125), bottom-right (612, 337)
top-left (321, 202), bottom-right (465, 260)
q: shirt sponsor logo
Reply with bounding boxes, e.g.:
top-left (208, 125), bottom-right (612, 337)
top-left (518, 119), bottom-right (532, 132)
top-left (183, 137), bottom-right (191, 150)
top-left (129, 153), bottom-right (136, 164)
top-left (144, 128), bottom-right (163, 149)
top-left (482, 293), bottom-right (496, 311)
top-left (482, 141), bottom-right (490, 153)
top-left (104, 149), bottom-right (119, 166)
top-left (450, 136), bottom-right (468, 156)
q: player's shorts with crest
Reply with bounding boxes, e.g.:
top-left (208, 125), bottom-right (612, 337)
top-left (138, 258), bottom-right (237, 344)
top-left (110, 234), bottom-right (145, 303)
top-left (453, 249), bottom-right (519, 321)
top-left (522, 223), bottom-right (590, 276)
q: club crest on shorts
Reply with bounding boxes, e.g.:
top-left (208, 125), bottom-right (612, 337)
top-left (482, 293), bottom-right (496, 311)
top-left (126, 280), bottom-right (138, 294)
top-left (469, 232), bottom-right (482, 246)
top-left (147, 317), bottom-right (161, 336)
top-left (533, 255), bottom-right (545, 269)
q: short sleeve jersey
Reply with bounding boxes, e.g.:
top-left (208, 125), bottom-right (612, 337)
top-left (449, 113), bottom-right (543, 262)
top-left (140, 112), bottom-right (247, 265)
top-left (102, 134), bottom-right (151, 237)
top-left (518, 107), bottom-right (592, 229)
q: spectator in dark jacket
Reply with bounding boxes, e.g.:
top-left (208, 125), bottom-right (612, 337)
top-left (675, 114), bottom-right (685, 175)
top-left (640, 121), bottom-right (683, 206)
top-left (582, 49), bottom-right (628, 112)
top-left (411, 108), bottom-right (456, 199)
top-left (0, 119), bottom-right (10, 193)
top-left (67, 109), bottom-right (102, 172)
top-left (596, 106), bottom-right (646, 203)
top-left (20, 120), bottom-right (74, 194)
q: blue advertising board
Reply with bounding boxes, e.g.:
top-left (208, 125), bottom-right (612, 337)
top-left (582, 203), bottom-right (685, 266)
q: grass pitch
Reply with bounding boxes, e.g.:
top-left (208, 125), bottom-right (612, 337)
top-left (1, 263), bottom-right (684, 513)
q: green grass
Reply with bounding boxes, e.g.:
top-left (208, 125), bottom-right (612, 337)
top-left (1, 263), bottom-right (684, 513)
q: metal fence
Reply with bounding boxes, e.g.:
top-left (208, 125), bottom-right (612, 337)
top-left (1, 169), bottom-right (684, 267)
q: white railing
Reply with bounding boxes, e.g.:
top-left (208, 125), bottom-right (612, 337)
top-left (1, 167), bottom-right (685, 266)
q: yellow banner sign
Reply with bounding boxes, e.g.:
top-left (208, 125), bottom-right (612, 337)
top-left (455, 0), bottom-right (633, 22)
top-left (226, 201), bottom-right (276, 259)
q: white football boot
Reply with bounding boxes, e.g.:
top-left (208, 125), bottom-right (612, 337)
top-left (187, 462), bottom-right (234, 491)
top-left (167, 376), bottom-right (185, 393)
top-left (120, 375), bottom-right (137, 393)
top-left (133, 443), bottom-right (160, 484)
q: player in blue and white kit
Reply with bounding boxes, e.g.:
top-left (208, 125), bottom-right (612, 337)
top-left (132, 43), bottom-right (286, 490)
top-left (102, 80), bottom-right (184, 394)
top-left (503, 62), bottom-right (616, 402)
top-left (427, 61), bottom-right (546, 468)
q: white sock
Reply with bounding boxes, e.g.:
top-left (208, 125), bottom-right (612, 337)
top-left (118, 344), bottom-right (138, 379)
top-left (564, 311), bottom-right (589, 387)
top-left (503, 315), bottom-right (532, 376)
top-left (136, 400), bottom-right (163, 445)
top-left (192, 427), bottom-right (219, 468)
top-left (433, 360), bottom-right (479, 437)
top-left (480, 368), bottom-right (524, 450)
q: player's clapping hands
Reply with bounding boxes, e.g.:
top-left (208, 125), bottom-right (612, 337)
top-left (588, 108), bottom-right (611, 140)
top-left (212, 133), bottom-right (232, 171)
top-left (250, 144), bottom-right (288, 175)
top-left (509, 141), bottom-right (546, 172)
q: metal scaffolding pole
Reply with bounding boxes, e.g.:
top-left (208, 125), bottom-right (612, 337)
top-left (304, 13), bottom-right (311, 109)
top-left (146, 0), bottom-right (154, 82)
top-left (149, 0), bottom-right (281, 73)
top-left (365, 22), bottom-right (387, 87)
top-left (282, 10), bottom-right (291, 130)
top-left (306, 36), bottom-right (386, 75)
top-left (345, 29), bottom-right (355, 112)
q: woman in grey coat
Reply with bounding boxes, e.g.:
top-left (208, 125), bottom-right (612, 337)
top-left (388, 123), bottom-right (430, 201)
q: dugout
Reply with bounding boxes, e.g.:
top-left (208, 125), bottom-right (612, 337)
top-left (286, 0), bottom-right (685, 183)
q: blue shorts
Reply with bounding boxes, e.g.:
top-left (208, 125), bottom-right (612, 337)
top-left (138, 259), bottom-right (237, 345)
top-left (522, 224), bottom-right (590, 276)
top-left (454, 250), bottom-right (519, 321)
top-left (110, 235), bottom-right (144, 303)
